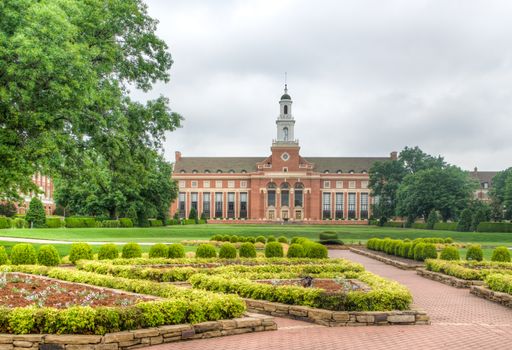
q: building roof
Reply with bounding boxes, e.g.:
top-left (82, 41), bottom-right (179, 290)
top-left (305, 157), bottom-right (390, 173)
top-left (174, 157), bottom-right (265, 173)
top-left (470, 171), bottom-right (498, 185)
top-left (174, 156), bottom-right (390, 174)
top-left (280, 93), bottom-right (291, 100)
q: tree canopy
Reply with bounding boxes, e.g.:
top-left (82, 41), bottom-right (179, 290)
top-left (490, 168), bottom-right (512, 220)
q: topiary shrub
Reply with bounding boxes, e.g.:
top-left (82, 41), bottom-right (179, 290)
top-left (122, 242), bottom-right (142, 259)
top-left (423, 244), bottom-right (438, 260)
top-left (266, 236), bottom-right (276, 243)
top-left (149, 243), bottom-right (169, 258)
top-left (210, 234), bottom-right (222, 241)
top-left (25, 198), bottom-right (46, 228)
top-left (45, 217), bottom-right (63, 228)
top-left (303, 242), bottom-right (328, 259)
top-left (119, 218), bottom-right (134, 228)
top-left (239, 242), bottom-right (257, 258)
top-left (196, 244), bottom-right (217, 258)
top-left (466, 244), bottom-right (483, 261)
top-left (491, 246), bottom-right (511, 262)
top-left (277, 236), bottom-right (288, 244)
top-left (264, 242), bottom-right (283, 258)
top-left (400, 242), bottom-right (413, 259)
top-left (10, 243), bottom-right (37, 265)
top-left (247, 236), bottom-right (256, 243)
top-left (413, 243), bottom-right (426, 261)
top-left (69, 243), bottom-right (93, 264)
top-left (229, 235), bottom-right (239, 243)
top-left (0, 246), bottom-right (8, 264)
top-left (287, 243), bottom-right (305, 258)
top-left (65, 216), bottom-right (96, 228)
top-left (98, 244), bottom-right (119, 260)
top-left (439, 246), bottom-right (460, 260)
top-left (168, 244), bottom-right (186, 258)
top-left (219, 243), bottom-right (237, 259)
top-left (37, 245), bottom-right (60, 266)
top-left (256, 236), bottom-right (266, 243)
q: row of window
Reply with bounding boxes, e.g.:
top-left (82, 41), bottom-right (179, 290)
top-left (323, 180), bottom-right (368, 189)
top-left (322, 192), bottom-right (369, 219)
top-left (180, 169), bottom-right (248, 174)
top-left (179, 180), bottom-right (248, 189)
top-left (179, 192), bottom-right (248, 219)
top-left (322, 170), bottom-right (367, 174)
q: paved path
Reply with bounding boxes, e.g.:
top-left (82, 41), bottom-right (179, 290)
top-left (144, 250), bottom-right (512, 350)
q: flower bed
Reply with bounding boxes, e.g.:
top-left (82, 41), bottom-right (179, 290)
top-left (0, 272), bottom-right (155, 308)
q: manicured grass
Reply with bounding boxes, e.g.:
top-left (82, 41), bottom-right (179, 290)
top-left (0, 224), bottom-right (511, 248)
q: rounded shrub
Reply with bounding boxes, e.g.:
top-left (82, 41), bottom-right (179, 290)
top-left (196, 244), bottom-right (217, 258)
top-left (444, 237), bottom-right (454, 244)
top-left (439, 246), bottom-right (460, 260)
top-left (278, 236), bottom-right (288, 244)
top-left (401, 242), bottom-right (413, 259)
top-left (247, 236), bottom-right (256, 244)
top-left (239, 242), bottom-right (257, 258)
top-left (287, 243), bottom-right (305, 258)
top-left (69, 243), bottom-right (93, 264)
top-left (303, 242), bottom-right (328, 259)
top-left (466, 244), bottom-right (483, 261)
top-left (491, 246), bottom-right (511, 262)
top-left (413, 243), bottom-right (426, 261)
top-left (423, 243), bottom-right (438, 260)
top-left (266, 236), bottom-right (276, 243)
top-left (37, 245), bottom-right (60, 266)
top-left (11, 244), bottom-right (37, 265)
top-left (219, 243), bottom-right (237, 259)
top-left (256, 236), bottom-right (266, 243)
top-left (149, 243), bottom-right (169, 258)
top-left (0, 246), bottom-right (9, 265)
top-left (229, 235), bottom-right (239, 243)
top-left (221, 235), bottom-right (231, 242)
top-left (119, 218), bottom-right (133, 228)
top-left (98, 244), bottom-right (119, 260)
top-left (122, 242), bottom-right (142, 259)
top-left (210, 234), bottom-right (222, 241)
top-left (264, 242), bottom-right (283, 258)
top-left (168, 244), bottom-right (186, 258)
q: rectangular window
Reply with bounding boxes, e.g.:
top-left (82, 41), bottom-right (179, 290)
top-left (179, 180), bottom-right (185, 188)
top-left (268, 190), bottom-right (276, 207)
top-left (240, 181), bottom-right (247, 188)
top-left (348, 181), bottom-right (356, 189)
top-left (202, 192), bottom-right (210, 217)
top-left (204, 180), bottom-right (210, 188)
top-left (240, 192), bottom-right (248, 219)
top-left (336, 181), bottom-right (343, 189)
top-left (361, 181), bottom-right (368, 189)
top-left (281, 190), bottom-right (289, 207)
top-left (348, 192), bottom-right (356, 219)
top-left (215, 180), bottom-right (222, 188)
top-left (228, 180), bottom-right (235, 188)
top-left (335, 192), bottom-right (344, 219)
top-left (178, 192), bottom-right (186, 218)
top-left (323, 181), bottom-right (331, 189)
top-left (191, 192), bottom-right (198, 211)
top-left (360, 193), bottom-right (369, 219)
top-left (322, 192), bottom-right (331, 219)
top-left (294, 189), bottom-right (303, 207)
top-left (191, 181), bottom-right (198, 188)
top-left (215, 192), bottom-right (223, 218)
top-left (227, 192), bottom-right (235, 218)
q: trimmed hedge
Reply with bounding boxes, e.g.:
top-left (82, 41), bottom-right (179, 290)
top-left (256, 236), bottom-right (266, 243)
top-left (491, 246), bottom-right (511, 262)
top-left (101, 220), bottom-right (120, 228)
top-left (477, 222), bottom-right (512, 233)
top-left (0, 216), bottom-right (11, 229)
top-left (37, 245), bottom-right (60, 266)
top-left (239, 243), bottom-right (257, 258)
top-left (433, 222), bottom-right (458, 231)
top-left (287, 243), bottom-right (305, 258)
top-left (149, 243), bottom-right (169, 258)
top-left (264, 242), bottom-right (283, 258)
top-left (277, 236), bottom-right (289, 244)
top-left (382, 221), bottom-right (404, 228)
top-left (219, 243), bottom-right (237, 259)
top-left (69, 243), bottom-right (93, 264)
top-left (65, 216), bottom-right (96, 228)
top-left (439, 246), bottom-right (460, 261)
top-left (148, 219), bottom-right (163, 227)
top-left (425, 259), bottom-right (512, 281)
top-left (98, 244), bottom-right (119, 260)
top-left (45, 217), bottom-right (63, 228)
top-left (122, 242), bottom-right (142, 259)
top-left (10, 243), bottom-right (37, 265)
top-left (466, 245), bottom-right (483, 261)
top-left (485, 273), bottom-right (512, 295)
top-left (196, 244), bottom-right (217, 258)
top-left (0, 246), bottom-right (8, 264)
top-left (168, 244), bottom-right (186, 258)
top-left (119, 218), bottom-right (133, 227)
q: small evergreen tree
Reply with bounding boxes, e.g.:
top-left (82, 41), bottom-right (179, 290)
top-left (426, 210), bottom-right (439, 230)
top-left (471, 207), bottom-right (490, 231)
top-left (200, 212), bottom-right (208, 223)
top-left (25, 197), bottom-right (46, 228)
top-left (188, 207), bottom-right (198, 223)
top-left (457, 209), bottom-right (473, 232)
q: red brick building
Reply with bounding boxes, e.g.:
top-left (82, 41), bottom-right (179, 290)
top-left (170, 86), bottom-right (397, 224)
top-left (16, 174), bottom-right (55, 215)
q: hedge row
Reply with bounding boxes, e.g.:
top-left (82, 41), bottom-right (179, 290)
top-left (477, 222), bottom-right (512, 233)
top-left (366, 238), bottom-right (441, 261)
top-left (485, 273), bottom-right (512, 295)
top-left (425, 259), bottom-right (512, 281)
top-left (381, 220), bottom-right (512, 233)
top-left (210, 234), bottom-right (289, 244)
top-left (189, 271), bottom-right (412, 312)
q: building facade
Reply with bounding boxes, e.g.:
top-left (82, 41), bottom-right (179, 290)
top-left (16, 174), bottom-right (55, 215)
top-left (171, 86), bottom-right (397, 223)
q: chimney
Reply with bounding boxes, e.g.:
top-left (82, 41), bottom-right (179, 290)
top-left (474, 167), bottom-right (478, 173)
top-left (175, 151), bottom-right (182, 162)
top-left (390, 151), bottom-right (398, 160)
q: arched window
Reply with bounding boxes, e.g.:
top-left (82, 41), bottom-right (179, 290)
top-left (336, 169), bottom-right (343, 174)
top-left (192, 169), bottom-right (198, 174)
top-left (361, 170), bottom-right (367, 174)
top-left (217, 169), bottom-right (223, 174)
top-left (267, 182), bottom-right (277, 207)
top-left (283, 127), bottom-right (289, 141)
top-left (324, 170), bottom-right (329, 174)
top-left (284, 105), bottom-right (288, 115)
top-left (180, 170), bottom-right (186, 174)
top-left (229, 169), bottom-right (235, 174)
top-left (241, 170), bottom-right (247, 174)
top-left (204, 169), bottom-right (210, 174)
top-left (349, 170), bottom-right (355, 174)
top-left (280, 182), bottom-right (290, 207)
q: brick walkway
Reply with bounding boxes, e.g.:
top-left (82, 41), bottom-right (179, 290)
top-left (143, 251), bottom-right (512, 350)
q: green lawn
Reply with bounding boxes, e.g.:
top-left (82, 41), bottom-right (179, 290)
top-left (0, 224), bottom-right (511, 247)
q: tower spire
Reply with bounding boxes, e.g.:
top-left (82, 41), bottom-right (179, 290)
top-left (284, 72), bottom-right (288, 93)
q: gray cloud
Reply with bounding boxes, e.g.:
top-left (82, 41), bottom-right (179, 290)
top-left (132, 0), bottom-right (512, 170)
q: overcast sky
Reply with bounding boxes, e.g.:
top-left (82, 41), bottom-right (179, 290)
top-left (133, 0), bottom-right (512, 171)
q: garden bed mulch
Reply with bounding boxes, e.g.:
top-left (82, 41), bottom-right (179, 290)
top-left (256, 278), bottom-right (371, 293)
top-left (349, 247), bottom-right (424, 270)
top-left (0, 272), bottom-right (157, 309)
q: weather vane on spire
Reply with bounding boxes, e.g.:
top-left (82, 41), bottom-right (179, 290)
top-left (284, 72), bottom-right (288, 92)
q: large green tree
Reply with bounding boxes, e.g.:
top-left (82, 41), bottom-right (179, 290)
top-left (489, 168), bottom-right (512, 220)
top-left (0, 0), bottom-right (181, 200)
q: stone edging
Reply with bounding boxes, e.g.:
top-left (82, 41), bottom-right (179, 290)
top-left (349, 247), bottom-right (423, 270)
top-left (470, 285), bottom-right (512, 308)
top-left (416, 268), bottom-right (484, 288)
top-left (245, 299), bottom-right (429, 327)
top-left (0, 313), bottom-right (276, 350)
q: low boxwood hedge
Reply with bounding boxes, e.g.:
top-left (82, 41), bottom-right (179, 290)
top-left (477, 222), bottom-right (512, 233)
top-left (65, 216), bottom-right (96, 228)
top-left (485, 273), bottom-right (512, 295)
